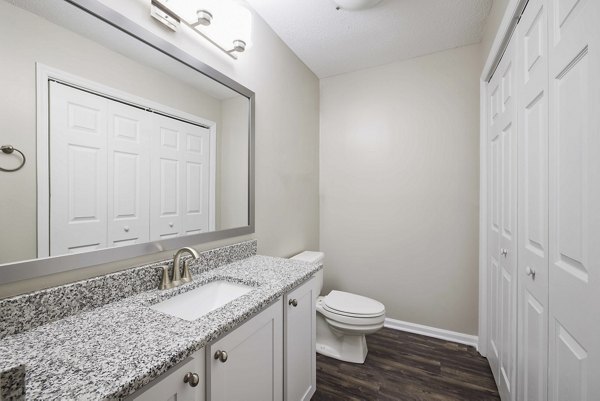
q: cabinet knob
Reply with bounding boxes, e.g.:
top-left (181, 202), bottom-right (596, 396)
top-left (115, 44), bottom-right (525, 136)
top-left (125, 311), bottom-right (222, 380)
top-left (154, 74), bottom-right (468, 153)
top-left (214, 350), bottom-right (228, 363)
top-left (183, 372), bottom-right (200, 387)
top-left (500, 248), bottom-right (508, 257)
top-left (124, 226), bottom-right (130, 232)
top-left (525, 266), bottom-right (536, 280)
top-left (289, 299), bottom-right (298, 307)
top-left (169, 222), bottom-right (174, 228)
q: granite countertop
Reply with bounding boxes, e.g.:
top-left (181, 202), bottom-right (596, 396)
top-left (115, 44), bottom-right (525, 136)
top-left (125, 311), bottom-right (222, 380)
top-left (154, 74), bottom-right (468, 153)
top-left (0, 255), bottom-right (321, 400)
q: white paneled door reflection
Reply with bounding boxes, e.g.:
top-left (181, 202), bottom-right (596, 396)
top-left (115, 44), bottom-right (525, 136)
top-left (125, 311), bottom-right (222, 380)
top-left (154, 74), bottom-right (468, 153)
top-left (150, 114), bottom-right (210, 241)
top-left (49, 82), bottom-right (212, 256)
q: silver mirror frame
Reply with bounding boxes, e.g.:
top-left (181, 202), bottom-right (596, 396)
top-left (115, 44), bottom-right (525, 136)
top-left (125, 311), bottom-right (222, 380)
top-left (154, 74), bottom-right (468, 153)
top-left (0, 0), bottom-right (255, 285)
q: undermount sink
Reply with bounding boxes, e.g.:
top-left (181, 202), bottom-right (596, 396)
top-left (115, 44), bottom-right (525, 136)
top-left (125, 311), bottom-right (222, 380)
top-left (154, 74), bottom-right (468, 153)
top-left (151, 280), bottom-right (253, 321)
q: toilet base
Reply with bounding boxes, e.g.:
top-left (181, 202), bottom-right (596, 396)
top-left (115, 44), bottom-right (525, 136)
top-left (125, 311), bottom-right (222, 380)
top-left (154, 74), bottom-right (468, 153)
top-left (316, 312), bottom-right (369, 364)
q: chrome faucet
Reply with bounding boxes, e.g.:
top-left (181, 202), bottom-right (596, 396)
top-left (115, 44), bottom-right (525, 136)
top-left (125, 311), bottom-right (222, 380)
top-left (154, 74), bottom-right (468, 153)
top-left (159, 247), bottom-right (200, 290)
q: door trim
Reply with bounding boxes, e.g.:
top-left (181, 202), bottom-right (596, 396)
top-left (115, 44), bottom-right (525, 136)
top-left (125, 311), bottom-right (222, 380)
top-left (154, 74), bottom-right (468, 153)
top-left (36, 63), bottom-right (218, 258)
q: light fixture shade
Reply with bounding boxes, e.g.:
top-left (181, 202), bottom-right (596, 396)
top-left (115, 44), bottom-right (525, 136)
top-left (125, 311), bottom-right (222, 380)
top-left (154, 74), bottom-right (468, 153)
top-left (331, 0), bottom-right (382, 10)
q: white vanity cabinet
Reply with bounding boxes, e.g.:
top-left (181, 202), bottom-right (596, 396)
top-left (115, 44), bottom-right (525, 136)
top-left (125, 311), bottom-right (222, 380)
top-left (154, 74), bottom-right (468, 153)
top-left (126, 276), bottom-right (317, 401)
top-left (284, 277), bottom-right (317, 401)
top-left (126, 349), bottom-right (206, 401)
top-left (207, 300), bottom-right (283, 401)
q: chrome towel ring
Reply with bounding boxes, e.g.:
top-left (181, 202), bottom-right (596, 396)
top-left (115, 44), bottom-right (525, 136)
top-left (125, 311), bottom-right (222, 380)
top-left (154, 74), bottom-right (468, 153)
top-left (0, 145), bottom-right (26, 172)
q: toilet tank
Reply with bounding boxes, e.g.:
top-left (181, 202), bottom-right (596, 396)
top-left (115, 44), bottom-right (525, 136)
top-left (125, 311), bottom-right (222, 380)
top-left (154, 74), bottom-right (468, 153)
top-left (290, 251), bottom-right (324, 296)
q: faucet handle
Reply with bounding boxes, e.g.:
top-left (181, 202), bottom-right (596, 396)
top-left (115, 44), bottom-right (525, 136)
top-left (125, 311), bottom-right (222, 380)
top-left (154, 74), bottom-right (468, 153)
top-left (181, 259), bottom-right (193, 283)
top-left (159, 265), bottom-right (173, 290)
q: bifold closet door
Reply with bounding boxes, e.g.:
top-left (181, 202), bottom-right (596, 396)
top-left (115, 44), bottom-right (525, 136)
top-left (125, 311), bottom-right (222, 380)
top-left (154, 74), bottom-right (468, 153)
top-left (49, 82), bottom-right (109, 255)
top-left (516, 0), bottom-right (549, 399)
top-left (487, 33), bottom-right (518, 401)
top-left (150, 114), bottom-right (211, 240)
top-left (106, 101), bottom-right (152, 248)
top-left (50, 83), bottom-right (152, 255)
top-left (547, 0), bottom-right (600, 399)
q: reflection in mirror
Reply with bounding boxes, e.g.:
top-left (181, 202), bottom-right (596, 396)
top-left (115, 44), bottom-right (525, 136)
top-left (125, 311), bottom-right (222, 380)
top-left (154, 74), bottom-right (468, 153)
top-left (0, 0), bottom-right (252, 268)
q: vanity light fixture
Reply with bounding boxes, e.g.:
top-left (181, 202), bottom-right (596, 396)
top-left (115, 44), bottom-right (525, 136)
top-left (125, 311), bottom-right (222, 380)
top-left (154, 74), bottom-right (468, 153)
top-left (193, 10), bottom-right (213, 27)
top-left (331, 0), bottom-right (382, 11)
top-left (150, 0), bottom-right (252, 59)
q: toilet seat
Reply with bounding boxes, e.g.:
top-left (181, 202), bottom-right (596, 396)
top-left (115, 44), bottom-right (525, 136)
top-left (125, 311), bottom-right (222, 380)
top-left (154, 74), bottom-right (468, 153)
top-left (317, 292), bottom-right (385, 328)
top-left (322, 291), bottom-right (385, 317)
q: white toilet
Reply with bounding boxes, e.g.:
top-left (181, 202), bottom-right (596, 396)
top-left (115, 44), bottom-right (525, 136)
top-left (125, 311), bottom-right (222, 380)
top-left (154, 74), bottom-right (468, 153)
top-left (291, 251), bottom-right (386, 364)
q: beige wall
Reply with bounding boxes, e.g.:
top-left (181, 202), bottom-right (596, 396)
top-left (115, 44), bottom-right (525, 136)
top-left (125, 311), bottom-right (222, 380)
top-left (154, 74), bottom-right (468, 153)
top-left (480, 0), bottom-right (510, 66)
top-left (320, 44), bottom-right (481, 335)
top-left (0, 0), bottom-right (319, 298)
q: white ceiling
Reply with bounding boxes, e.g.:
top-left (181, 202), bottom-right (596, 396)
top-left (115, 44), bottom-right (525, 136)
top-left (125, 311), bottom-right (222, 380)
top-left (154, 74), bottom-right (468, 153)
top-left (246, 0), bottom-right (493, 78)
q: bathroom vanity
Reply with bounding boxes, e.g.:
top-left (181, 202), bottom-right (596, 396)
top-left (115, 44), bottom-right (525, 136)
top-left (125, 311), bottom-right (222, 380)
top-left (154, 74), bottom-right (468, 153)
top-left (129, 276), bottom-right (317, 401)
top-left (0, 242), bottom-right (321, 400)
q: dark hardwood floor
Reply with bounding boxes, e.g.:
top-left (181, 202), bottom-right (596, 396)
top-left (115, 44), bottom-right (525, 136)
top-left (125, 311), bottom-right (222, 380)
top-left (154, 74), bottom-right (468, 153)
top-left (311, 328), bottom-right (500, 401)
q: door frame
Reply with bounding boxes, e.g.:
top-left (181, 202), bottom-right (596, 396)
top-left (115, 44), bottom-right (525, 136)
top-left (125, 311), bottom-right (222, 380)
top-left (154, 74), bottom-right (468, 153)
top-left (478, 0), bottom-right (529, 355)
top-left (36, 63), bottom-right (217, 258)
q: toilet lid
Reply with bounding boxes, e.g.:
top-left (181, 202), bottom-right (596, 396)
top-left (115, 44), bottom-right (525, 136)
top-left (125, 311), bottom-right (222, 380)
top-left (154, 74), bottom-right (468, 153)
top-left (323, 291), bottom-right (385, 317)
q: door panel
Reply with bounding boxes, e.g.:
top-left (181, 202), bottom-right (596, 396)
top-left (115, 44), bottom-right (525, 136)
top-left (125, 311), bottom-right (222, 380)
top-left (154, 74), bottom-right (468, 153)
top-left (181, 126), bottom-right (210, 235)
top-left (516, 0), bottom-right (550, 399)
top-left (523, 292), bottom-right (545, 400)
top-left (548, 0), bottom-right (600, 399)
top-left (487, 32), bottom-right (518, 401)
top-left (151, 115), bottom-right (210, 240)
top-left (107, 101), bottom-right (151, 247)
top-left (49, 82), bottom-right (108, 256)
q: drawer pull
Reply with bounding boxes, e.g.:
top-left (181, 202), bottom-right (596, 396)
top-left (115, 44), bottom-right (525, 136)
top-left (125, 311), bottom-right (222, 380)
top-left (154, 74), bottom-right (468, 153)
top-left (214, 350), bottom-right (228, 363)
top-left (183, 372), bottom-right (200, 387)
top-left (289, 299), bottom-right (298, 307)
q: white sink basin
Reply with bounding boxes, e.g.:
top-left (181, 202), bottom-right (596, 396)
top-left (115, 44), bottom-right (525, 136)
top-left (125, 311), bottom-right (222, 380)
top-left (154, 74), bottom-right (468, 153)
top-left (151, 280), bottom-right (253, 321)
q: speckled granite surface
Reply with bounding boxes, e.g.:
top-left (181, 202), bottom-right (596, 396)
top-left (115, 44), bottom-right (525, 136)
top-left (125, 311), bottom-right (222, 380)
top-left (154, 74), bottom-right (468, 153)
top-left (0, 255), bottom-right (321, 400)
top-left (0, 363), bottom-right (25, 400)
top-left (0, 240), bottom-right (257, 339)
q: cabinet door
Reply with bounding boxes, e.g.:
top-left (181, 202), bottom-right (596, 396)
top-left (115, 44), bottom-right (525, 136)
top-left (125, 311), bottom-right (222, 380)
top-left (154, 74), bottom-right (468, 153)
top-left (516, 0), bottom-right (550, 400)
top-left (487, 31), bottom-right (518, 401)
top-left (285, 277), bottom-right (317, 401)
top-left (207, 300), bottom-right (283, 401)
top-left (127, 349), bottom-right (205, 401)
top-left (548, 0), bottom-right (600, 399)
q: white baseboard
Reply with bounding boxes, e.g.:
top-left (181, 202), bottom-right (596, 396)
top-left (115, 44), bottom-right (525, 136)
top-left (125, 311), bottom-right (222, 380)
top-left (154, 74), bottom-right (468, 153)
top-left (384, 318), bottom-right (479, 349)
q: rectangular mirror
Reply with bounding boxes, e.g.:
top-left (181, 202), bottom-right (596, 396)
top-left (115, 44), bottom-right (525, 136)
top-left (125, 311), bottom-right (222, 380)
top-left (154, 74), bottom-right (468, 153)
top-left (0, 0), bottom-right (254, 284)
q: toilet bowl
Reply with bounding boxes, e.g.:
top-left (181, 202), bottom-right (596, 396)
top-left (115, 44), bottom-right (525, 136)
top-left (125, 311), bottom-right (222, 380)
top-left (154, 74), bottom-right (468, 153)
top-left (290, 251), bottom-right (386, 364)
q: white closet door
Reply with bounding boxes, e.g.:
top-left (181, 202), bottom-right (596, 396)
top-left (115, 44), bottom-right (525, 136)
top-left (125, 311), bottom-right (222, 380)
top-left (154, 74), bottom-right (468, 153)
top-left (151, 115), bottom-right (210, 240)
top-left (179, 121), bottom-right (210, 236)
top-left (49, 82), bottom-right (108, 256)
top-left (487, 33), bottom-right (518, 401)
top-left (107, 101), bottom-right (151, 247)
top-left (516, 0), bottom-right (549, 399)
top-left (548, 0), bottom-right (600, 399)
